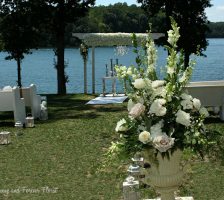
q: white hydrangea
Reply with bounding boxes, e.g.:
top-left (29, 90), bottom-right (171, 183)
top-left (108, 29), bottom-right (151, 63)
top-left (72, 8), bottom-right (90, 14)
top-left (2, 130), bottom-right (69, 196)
top-left (132, 78), bottom-right (146, 89)
top-left (192, 98), bottom-right (201, 110)
top-left (153, 87), bottom-right (167, 98)
top-left (115, 118), bottom-right (128, 132)
top-left (151, 80), bottom-right (165, 88)
top-left (150, 99), bottom-right (167, 116)
top-left (180, 93), bottom-right (193, 101)
top-left (176, 110), bottom-right (191, 127)
top-left (181, 99), bottom-right (193, 110)
top-left (139, 131), bottom-right (151, 144)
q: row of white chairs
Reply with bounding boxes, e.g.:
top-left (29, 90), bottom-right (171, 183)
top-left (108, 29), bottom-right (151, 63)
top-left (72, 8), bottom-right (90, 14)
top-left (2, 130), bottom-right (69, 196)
top-left (0, 84), bottom-right (41, 124)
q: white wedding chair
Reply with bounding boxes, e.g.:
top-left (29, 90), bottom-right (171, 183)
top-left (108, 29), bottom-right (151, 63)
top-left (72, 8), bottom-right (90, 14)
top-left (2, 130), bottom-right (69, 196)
top-left (0, 86), bottom-right (26, 124)
top-left (21, 84), bottom-right (41, 119)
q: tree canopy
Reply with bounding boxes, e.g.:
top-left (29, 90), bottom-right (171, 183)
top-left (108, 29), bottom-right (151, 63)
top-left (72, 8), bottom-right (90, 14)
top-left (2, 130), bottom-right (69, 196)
top-left (0, 0), bottom-right (41, 87)
top-left (137, 0), bottom-right (211, 68)
top-left (28, 0), bottom-right (95, 94)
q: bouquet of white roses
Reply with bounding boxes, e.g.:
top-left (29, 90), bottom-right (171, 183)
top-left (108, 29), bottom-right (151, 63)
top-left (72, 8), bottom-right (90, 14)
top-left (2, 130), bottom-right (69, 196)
top-left (112, 19), bottom-right (210, 158)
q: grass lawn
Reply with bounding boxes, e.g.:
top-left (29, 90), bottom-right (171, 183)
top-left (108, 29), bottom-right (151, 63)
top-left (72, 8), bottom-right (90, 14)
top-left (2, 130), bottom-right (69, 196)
top-left (0, 94), bottom-right (224, 200)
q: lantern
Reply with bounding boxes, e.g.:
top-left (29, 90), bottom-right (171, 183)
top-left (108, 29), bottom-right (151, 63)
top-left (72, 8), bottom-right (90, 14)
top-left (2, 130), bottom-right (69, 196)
top-left (15, 121), bottom-right (23, 136)
top-left (26, 114), bottom-right (34, 128)
top-left (0, 131), bottom-right (11, 144)
top-left (123, 176), bottom-right (140, 200)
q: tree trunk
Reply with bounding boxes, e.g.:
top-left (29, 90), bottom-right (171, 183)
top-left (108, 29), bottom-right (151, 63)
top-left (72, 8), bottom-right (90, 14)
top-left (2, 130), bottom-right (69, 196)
top-left (56, 2), bottom-right (66, 95)
top-left (17, 57), bottom-right (22, 88)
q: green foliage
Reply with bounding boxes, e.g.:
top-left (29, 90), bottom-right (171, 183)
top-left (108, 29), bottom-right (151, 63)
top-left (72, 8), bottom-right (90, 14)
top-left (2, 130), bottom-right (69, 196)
top-left (28, 0), bottom-right (95, 94)
top-left (207, 22), bottom-right (224, 38)
top-left (137, 0), bottom-right (211, 68)
top-left (0, 0), bottom-right (42, 87)
top-left (73, 3), bottom-right (150, 34)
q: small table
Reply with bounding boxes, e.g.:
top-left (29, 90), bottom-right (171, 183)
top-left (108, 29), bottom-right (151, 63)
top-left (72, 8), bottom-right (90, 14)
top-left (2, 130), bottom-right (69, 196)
top-left (102, 76), bottom-right (117, 96)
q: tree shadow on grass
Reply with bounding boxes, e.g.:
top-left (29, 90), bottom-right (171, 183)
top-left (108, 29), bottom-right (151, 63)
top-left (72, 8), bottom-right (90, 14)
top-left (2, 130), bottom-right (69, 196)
top-left (0, 111), bottom-right (15, 127)
top-left (45, 94), bottom-right (127, 122)
top-left (204, 116), bottom-right (224, 124)
top-left (0, 94), bottom-right (128, 125)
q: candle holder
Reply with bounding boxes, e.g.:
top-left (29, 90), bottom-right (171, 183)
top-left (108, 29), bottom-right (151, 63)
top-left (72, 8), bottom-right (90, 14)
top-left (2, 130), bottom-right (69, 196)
top-left (0, 131), bottom-right (11, 144)
top-left (26, 114), bottom-right (34, 128)
top-left (110, 59), bottom-right (114, 76)
top-left (127, 164), bottom-right (141, 179)
top-left (132, 153), bottom-right (144, 167)
top-left (123, 175), bottom-right (140, 200)
top-left (105, 64), bottom-right (109, 77)
top-left (15, 121), bottom-right (23, 136)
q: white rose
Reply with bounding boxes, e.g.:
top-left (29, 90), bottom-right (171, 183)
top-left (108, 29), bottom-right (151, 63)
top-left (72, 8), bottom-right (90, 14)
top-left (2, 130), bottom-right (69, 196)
top-left (139, 131), bottom-right (151, 144)
top-left (115, 119), bottom-right (128, 132)
top-left (180, 93), bottom-right (193, 101)
top-left (181, 99), bottom-right (193, 110)
top-left (153, 134), bottom-right (175, 152)
top-left (193, 98), bottom-right (201, 110)
top-left (129, 103), bottom-right (145, 118)
top-left (150, 99), bottom-right (167, 116)
top-left (199, 107), bottom-right (209, 117)
top-left (176, 110), bottom-right (191, 127)
top-left (151, 80), bottom-right (165, 88)
top-left (132, 78), bottom-right (146, 89)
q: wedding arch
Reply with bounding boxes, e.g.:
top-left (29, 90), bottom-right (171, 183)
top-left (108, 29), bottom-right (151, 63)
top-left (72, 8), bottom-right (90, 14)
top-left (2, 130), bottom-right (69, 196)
top-left (73, 32), bottom-right (164, 94)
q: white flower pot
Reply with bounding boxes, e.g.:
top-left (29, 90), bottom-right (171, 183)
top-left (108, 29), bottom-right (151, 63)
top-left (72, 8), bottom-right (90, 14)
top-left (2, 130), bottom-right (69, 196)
top-left (143, 149), bottom-right (184, 200)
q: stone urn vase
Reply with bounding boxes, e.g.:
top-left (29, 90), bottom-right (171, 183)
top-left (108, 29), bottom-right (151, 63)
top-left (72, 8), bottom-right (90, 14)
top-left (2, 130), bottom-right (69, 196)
top-left (143, 149), bottom-right (184, 200)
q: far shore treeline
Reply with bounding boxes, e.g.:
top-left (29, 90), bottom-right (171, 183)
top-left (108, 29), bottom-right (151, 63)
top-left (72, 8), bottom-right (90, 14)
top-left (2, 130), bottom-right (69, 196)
top-left (35, 3), bottom-right (223, 48)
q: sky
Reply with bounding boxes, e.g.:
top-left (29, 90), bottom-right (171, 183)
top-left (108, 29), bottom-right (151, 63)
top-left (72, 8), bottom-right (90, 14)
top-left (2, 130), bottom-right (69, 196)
top-left (95, 0), bottom-right (224, 22)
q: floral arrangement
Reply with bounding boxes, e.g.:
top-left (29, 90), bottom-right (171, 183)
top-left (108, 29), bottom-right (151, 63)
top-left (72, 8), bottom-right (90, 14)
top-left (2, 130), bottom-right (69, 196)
top-left (111, 19), bottom-right (211, 159)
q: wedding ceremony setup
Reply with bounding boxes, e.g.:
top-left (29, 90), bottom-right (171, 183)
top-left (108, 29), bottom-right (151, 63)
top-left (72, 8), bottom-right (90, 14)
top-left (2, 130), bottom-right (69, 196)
top-left (0, 0), bottom-right (224, 200)
top-left (0, 20), bottom-right (224, 200)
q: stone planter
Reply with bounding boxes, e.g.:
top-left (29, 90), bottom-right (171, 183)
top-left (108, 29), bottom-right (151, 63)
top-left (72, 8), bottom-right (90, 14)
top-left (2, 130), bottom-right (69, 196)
top-left (143, 149), bottom-right (184, 200)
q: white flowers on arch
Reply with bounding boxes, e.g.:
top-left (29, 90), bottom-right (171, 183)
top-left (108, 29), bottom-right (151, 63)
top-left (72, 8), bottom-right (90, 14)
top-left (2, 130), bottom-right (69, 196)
top-left (73, 33), bottom-right (164, 47)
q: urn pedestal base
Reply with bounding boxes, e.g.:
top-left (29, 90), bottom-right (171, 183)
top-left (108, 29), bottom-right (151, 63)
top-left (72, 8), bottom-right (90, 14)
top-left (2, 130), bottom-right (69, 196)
top-left (143, 149), bottom-right (186, 200)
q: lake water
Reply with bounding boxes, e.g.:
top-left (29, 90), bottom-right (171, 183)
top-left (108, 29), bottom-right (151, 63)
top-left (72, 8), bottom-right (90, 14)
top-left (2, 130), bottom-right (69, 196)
top-left (0, 38), bottom-right (224, 94)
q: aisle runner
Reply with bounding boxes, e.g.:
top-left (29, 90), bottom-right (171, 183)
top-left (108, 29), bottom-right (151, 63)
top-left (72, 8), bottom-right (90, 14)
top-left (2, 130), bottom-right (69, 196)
top-left (86, 94), bottom-right (128, 105)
